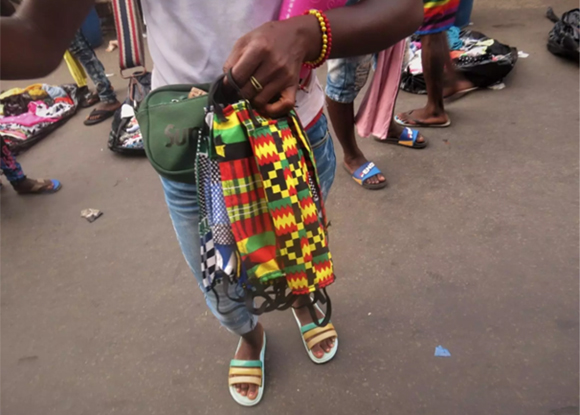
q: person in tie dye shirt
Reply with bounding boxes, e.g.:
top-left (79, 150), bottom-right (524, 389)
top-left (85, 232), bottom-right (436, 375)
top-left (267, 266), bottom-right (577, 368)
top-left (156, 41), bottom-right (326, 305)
top-left (395, 0), bottom-right (475, 128)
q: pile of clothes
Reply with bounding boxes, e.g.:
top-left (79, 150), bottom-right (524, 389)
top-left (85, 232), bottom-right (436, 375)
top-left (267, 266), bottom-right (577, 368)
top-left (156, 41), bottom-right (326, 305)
top-left (0, 83), bottom-right (78, 153)
top-left (401, 29), bottom-right (519, 94)
top-left (108, 103), bottom-right (144, 154)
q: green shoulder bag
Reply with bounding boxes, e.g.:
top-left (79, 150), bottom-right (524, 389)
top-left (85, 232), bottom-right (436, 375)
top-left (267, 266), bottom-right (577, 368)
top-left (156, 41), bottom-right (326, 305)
top-left (137, 72), bottom-right (254, 183)
top-left (137, 83), bottom-right (210, 184)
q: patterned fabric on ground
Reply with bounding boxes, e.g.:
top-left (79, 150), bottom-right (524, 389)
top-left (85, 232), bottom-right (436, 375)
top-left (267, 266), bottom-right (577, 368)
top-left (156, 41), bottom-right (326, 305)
top-left (417, 0), bottom-right (460, 35)
top-left (23, 84), bottom-right (48, 100)
top-left (0, 84), bottom-right (78, 152)
top-left (1, 93), bottom-right (34, 117)
top-left (0, 112), bottom-right (59, 127)
top-left (117, 117), bottom-right (144, 149)
top-left (28, 101), bottom-right (74, 119)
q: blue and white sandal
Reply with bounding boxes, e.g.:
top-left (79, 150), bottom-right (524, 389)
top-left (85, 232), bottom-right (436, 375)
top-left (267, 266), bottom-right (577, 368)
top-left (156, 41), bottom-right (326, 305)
top-left (228, 332), bottom-right (266, 407)
top-left (344, 161), bottom-right (387, 190)
top-left (292, 304), bottom-right (338, 364)
top-left (376, 127), bottom-right (428, 149)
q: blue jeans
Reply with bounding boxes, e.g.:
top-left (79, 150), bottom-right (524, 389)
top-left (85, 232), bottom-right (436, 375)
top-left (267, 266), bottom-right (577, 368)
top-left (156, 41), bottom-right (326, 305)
top-left (161, 114), bottom-right (336, 336)
top-left (325, 54), bottom-right (373, 104)
top-left (69, 31), bottom-right (117, 103)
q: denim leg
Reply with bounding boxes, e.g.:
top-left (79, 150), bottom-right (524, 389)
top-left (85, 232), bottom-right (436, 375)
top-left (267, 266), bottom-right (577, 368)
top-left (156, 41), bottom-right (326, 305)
top-left (69, 31), bottom-right (117, 103)
top-left (160, 114), bottom-right (335, 335)
top-left (1, 139), bottom-right (25, 183)
top-left (161, 177), bottom-right (258, 336)
top-left (305, 114), bottom-right (336, 200)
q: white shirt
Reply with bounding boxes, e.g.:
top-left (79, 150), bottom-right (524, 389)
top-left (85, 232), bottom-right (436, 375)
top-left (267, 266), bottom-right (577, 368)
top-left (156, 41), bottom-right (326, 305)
top-left (140, 0), bottom-right (324, 126)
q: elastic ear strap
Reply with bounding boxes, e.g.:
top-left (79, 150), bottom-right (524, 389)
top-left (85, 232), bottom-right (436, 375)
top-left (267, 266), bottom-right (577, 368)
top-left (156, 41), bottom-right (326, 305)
top-left (226, 69), bottom-right (246, 99)
top-left (226, 70), bottom-right (262, 127)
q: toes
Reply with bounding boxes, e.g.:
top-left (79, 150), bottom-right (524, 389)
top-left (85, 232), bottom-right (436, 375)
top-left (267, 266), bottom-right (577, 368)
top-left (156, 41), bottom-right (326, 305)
top-left (247, 384), bottom-right (259, 400)
top-left (322, 338), bottom-right (334, 353)
top-left (310, 343), bottom-right (325, 359)
top-left (311, 337), bottom-right (336, 357)
top-left (239, 383), bottom-right (249, 397)
top-left (364, 174), bottom-right (385, 186)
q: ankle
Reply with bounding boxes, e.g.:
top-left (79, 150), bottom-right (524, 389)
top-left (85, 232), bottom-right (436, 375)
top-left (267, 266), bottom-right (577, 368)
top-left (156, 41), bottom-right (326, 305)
top-left (343, 152), bottom-right (365, 164)
top-left (425, 104), bottom-right (445, 117)
top-left (241, 323), bottom-right (264, 349)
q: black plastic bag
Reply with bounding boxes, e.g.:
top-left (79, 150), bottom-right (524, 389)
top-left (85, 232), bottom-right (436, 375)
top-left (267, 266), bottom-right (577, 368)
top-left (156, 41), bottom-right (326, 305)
top-left (546, 7), bottom-right (579, 62)
top-left (108, 71), bottom-right (151, 155)
top-left (401, 30), bottom-right (518, 94)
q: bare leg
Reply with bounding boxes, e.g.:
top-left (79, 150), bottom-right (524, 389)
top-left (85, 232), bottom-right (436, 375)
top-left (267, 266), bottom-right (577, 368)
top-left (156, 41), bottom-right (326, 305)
top-left (443, 50), bottom-right (475, 98)
top-left (326, 97), bottom-right (385, 186)
top-left (396, 32), bottom-right (450, 126)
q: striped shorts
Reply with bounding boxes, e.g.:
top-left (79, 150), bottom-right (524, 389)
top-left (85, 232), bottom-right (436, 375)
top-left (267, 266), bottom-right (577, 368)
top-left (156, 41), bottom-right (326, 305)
top-left (417, 0), bottom-right (460, 35)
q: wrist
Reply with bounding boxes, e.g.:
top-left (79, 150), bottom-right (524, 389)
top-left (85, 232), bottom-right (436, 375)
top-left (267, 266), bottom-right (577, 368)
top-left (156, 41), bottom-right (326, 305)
top-left (291, 14), bottom-right (323, 63)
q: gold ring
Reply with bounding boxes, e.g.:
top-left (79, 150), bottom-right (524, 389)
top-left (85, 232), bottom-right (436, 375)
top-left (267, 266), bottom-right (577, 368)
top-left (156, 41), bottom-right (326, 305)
top-left (250, 76), bottom-right (263, 92)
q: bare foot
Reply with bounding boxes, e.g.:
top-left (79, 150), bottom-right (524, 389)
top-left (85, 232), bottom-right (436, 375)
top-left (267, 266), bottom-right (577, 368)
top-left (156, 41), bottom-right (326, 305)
top-left (231, 323), bottom-right (264, 401)
top-left (343, 154), bottom-right (386, 187)
top-left (12, 178), bottom-right (61, 194)
top-left (293, 297), bottom-right (335, 359)
top-left (395, 107), bottom-right (449, 127)
top-left (96, 101), bottom-right (122, 112)
top-left (443, 78), bottom-right (476, 99)
top-left (386, 122), bottom-right (426, 144)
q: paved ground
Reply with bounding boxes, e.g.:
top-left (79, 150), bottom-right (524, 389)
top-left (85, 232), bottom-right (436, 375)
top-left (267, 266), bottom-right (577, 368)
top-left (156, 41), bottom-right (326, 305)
top-left (1, 1), bottom-right (579, 414)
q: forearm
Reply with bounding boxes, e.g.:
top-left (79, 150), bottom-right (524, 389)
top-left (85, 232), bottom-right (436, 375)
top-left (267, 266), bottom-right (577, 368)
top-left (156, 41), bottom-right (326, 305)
top-left (1, 0), bottom-right (95, 80)
top-left (299, 0), bottom-right (423, 61)
top-left (1, 17), bottom-right (62, 79)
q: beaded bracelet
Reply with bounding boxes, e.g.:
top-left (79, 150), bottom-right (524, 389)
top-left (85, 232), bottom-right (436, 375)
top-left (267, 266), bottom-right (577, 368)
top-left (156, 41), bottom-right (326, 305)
top-left (303, 9), bottom-right (332, 69)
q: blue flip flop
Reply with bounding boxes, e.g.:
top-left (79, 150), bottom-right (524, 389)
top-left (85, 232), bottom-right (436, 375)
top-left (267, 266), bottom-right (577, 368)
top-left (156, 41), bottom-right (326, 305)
top-left (376, 127), bottom-right (427, 149)
top-left (344, 161), bottom-right (387, 190)
top-left (228, 332), bottom-right (266, 407)
top-left (16, 178), bottom-right (62, 194)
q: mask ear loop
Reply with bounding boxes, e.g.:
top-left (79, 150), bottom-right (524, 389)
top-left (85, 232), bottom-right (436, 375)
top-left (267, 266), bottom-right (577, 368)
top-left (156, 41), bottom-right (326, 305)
top-left (225, 69), bottom-right (261, 128)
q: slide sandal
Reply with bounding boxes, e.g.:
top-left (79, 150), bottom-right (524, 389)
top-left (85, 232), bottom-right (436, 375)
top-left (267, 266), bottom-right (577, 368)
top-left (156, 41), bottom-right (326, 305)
top-left (292, 304), bottom-right (338, 364)
top-left (394, 113), bottom-right (451, 128)
top-left (79, 91), bottom-right (99, 108)
top-left (228, 332), bottom-right (266, 407)
top-left (344, 161), bottom-right (387, 190)
top-left (377, 127), bottom-right (427, 149)
top-left (84, 108), bottom-right (117, 126)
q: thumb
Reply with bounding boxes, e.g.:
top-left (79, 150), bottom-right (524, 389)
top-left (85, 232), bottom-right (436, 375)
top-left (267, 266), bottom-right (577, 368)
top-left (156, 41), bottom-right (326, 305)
top-left (261, 85), bottom-right (297, 118)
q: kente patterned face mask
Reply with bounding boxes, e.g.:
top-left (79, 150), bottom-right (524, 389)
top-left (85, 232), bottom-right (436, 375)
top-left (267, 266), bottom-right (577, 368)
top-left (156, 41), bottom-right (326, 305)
top-left (195, 74), bottom-right (335, 326)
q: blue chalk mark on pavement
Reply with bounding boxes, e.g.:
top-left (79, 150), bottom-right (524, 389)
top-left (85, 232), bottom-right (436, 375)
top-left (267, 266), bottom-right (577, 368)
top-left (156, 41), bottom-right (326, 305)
top-left (435, 345), bottom-right (451, 357)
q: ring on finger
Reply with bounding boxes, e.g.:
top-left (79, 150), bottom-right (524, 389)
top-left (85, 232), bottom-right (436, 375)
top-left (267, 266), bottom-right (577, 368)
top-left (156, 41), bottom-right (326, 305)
top-left (250, 76), bottom-right (263, 92)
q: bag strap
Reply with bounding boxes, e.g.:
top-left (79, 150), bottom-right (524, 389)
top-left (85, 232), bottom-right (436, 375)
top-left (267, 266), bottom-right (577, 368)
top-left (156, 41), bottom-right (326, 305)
top-left (208, 70), bottom-right (260, 126)
top-left (112, 0), bottom-right (146, 77)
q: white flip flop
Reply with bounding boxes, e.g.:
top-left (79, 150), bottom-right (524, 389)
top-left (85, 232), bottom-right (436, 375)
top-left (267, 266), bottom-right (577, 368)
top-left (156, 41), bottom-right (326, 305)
top-left (292, 304), bottom-right (338, 364)
top-left (228, 332), bottom-right (266, 407)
